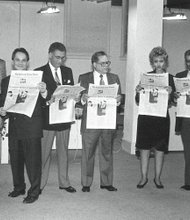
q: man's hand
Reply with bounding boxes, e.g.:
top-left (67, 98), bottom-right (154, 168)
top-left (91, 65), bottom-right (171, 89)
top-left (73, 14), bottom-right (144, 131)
top-left (38, 82), bottom-right (47, 98)
top-left (164, 86), bottom-right (172, 94)
top-left (74, 93), bottom-right (81, 103)
top-left (116, 94), bottom-right (121, 106)
top-left (38, 82), bottom-right (47, 94)
top-left (0, 107), bottom-right (6, 116)
top-left (81, 93), bottom-right (89, 103)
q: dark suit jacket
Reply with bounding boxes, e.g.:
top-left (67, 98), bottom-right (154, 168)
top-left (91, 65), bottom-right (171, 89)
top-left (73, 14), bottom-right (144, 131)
top-left (175, 70), bottom-right (188, 133)
top-left (0, 76), bottom-right (45, 139)
top-left (78, 71), bottom-right (121, 132)
top-left (35, 63), bottom-right (74, 131)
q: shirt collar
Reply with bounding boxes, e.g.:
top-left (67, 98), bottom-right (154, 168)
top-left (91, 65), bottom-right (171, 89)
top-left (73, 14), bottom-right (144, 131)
top-left (48, 62), bottom-right (60, 73)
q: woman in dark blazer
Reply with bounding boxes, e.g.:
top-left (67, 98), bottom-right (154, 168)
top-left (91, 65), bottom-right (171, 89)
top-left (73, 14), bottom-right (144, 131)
top-left (135, 46), bottom-right (175, 189)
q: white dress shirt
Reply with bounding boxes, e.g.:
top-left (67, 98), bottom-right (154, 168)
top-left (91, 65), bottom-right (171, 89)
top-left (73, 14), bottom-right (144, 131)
top-left (93, 70), bottom-right (108, 85)
top-left (49, 62), bottom-right (62, 85)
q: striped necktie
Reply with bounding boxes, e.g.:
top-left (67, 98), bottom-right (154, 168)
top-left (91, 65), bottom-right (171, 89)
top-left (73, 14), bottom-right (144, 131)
top-left (99, 74), bottom-right (105, 85)
top-left (54, 69), bottom-right (61, 86)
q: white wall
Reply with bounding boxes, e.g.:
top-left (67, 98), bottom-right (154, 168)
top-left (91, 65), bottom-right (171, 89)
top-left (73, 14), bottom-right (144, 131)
top-left (0, 1), bottom-right (126, 92)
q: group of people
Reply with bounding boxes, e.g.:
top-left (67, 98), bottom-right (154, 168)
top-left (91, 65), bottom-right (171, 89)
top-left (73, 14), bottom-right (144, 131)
top-left (0, 43), bottom-right (121, 204)
top-left (135, 46), bottom-right (190, 192)
top-left (0, 43), bottom-right (189, 204)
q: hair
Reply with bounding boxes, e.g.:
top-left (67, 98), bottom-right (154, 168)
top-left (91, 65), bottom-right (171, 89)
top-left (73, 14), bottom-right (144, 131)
top-left (12, 48), bottom-right (29, 61)
top-left (91, 51), bottom-right (107, 64)
top-left (149, 46), bottom-right (169, 69)
top-left (184, 50), bottom-right (190, 59)
top-left (48, 42), bottom-right (66, 53)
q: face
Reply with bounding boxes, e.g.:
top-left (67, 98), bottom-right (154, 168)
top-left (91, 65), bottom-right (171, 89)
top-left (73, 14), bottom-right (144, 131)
top-left (12, 52), bottom-right (29, 70)
top-left (185, 55), bottom-right (190, 71)
top-left (49, 50), bottom-right (66, 69)
top-left (93, 55), bottom-right (111, 74)
top-left (152, 56), bottom-right (166, 73)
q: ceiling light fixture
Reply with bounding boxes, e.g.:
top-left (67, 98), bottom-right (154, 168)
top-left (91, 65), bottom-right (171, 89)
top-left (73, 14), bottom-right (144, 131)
top-left (37, 1), bottom-right (60, 14)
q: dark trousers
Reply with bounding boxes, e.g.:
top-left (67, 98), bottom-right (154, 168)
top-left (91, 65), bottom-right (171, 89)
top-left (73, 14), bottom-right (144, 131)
top-left (181, 119), bottom-right (190, 185)
top-left (9, 138), bottom-right (42, 197)
top-left (81, 129), bottom-right (115, 187)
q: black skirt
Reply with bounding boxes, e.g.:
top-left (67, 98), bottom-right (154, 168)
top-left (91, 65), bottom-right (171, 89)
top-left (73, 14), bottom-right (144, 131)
top-left (135, 113), bottom-right (170, 152)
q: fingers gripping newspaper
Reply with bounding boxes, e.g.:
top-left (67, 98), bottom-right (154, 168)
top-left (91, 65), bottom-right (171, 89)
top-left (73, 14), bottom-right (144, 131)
top-left (49, 84), bottom-right (84, 124)
top-left (4, 70), bottom-right (43, 117)
top-left (174, 77), bottom-right (190, 118)
top-left (86, 83), bottom-right (118, 129)
top-left (138, 73), bottom-right (169, 117)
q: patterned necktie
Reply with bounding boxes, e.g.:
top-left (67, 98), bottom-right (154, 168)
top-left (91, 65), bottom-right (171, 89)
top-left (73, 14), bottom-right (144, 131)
top-left (54, 69), bottom-right (61, 86)
top-left (99, 74), bottom-right (105, 85)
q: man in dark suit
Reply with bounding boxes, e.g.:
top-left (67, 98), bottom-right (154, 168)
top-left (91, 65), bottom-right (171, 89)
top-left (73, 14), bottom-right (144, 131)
top-left (0, 48), bottom-right (47, 203)
top-left (36, 42), bottom-right (76, 193)
top-left (175, 49), bottom-right (190, 191)
top-left (78, 51), bottom-right (121, 192)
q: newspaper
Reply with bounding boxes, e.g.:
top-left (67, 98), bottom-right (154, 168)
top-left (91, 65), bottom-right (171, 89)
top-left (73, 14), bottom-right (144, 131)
top-left (174, 77), bottom-right (190, 117)
top-left (52, 84), bottom-right (85, 99)
top-left (86, 84), bottom-right (118, 129)
top-left (174, 77), bottom-right (190, 93)
top-left (138, 73), bottom-right (169, 117)
top-left (49, 84), bottom-right (84, 124)
top-left (3, 70), bottom-right (43, 117)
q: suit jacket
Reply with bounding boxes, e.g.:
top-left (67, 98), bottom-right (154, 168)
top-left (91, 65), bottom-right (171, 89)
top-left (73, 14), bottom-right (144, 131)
top-left (78, 71), bottom-right (121, 133)
top-left (175, 70), bottom-right (188, 132)
top-left (35, 63), bottom-right (74, 131)
top-left (0, 76), bottom-right (45, 139)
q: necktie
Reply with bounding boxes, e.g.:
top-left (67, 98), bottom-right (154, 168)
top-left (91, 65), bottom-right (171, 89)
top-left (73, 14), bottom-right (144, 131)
top-left (54, 69), bottom-right (61, 86)
top-left (99, 74), bottom-right (105, 85)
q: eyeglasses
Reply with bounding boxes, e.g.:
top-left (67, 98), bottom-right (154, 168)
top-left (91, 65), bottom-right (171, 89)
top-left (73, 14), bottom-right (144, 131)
top-left (54, 55), bottom-right (66, 61)
top-left (97, 61), bottom-right (111, 67)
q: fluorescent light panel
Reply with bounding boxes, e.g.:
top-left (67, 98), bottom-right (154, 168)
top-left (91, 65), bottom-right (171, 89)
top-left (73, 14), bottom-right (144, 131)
top-left (163, 13), bottom-right (187, 20)
top-left (37, 5), bottom-right (60, 14)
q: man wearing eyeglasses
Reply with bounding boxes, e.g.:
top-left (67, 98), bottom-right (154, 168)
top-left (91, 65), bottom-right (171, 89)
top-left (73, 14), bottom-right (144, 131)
top-left (35, 42), bottom-right (76, 194)
top-left (78, 51), bottom-right (121, 192)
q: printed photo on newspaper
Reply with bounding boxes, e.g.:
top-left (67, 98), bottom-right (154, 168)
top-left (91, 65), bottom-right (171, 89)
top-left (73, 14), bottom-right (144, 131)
top-left (138, 73), bottom-right (169, 117)
top-left (3, 70), bottom-right (43, 117)
top-left (174, 77), bottom-right (190, 118)
top-left (49, 84), bottom-right (84, 124)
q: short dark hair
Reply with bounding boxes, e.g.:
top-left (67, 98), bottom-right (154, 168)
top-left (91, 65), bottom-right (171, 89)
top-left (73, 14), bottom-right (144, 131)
top-left (48, 42), bottom-right (66, 53)
top-left (184, 50), bottom-right (190, 59)
top-left (91, 51), bottom-right (107, 64)
top-left (12, 48), bottom-right (30, 61)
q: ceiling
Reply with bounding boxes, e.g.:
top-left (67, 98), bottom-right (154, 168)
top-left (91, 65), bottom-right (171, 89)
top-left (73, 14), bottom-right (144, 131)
top-left (0, 0), bottom-right (64, 3)
top-left (167, 0), bottom-right (190, 9)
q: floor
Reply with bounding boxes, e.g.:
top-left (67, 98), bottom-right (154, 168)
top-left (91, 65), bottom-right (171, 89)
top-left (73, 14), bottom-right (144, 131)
top-left (0, 140), bottom-right (190, 220)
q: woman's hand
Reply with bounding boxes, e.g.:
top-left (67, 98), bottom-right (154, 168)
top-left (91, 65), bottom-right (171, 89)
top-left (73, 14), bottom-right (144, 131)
top-left (135, 84), bottom-right (144, 93)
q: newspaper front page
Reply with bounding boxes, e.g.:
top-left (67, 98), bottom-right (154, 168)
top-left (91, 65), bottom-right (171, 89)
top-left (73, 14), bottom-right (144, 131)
top-left (49, 84), bottom-right (84, 124)
top-left (138, 73), bottom-right (169, 117)
top-left (4, 70), bottom-right (43, 117)
top-left (86, 83), bottom-right (118, 129)
top-left (174, 77), bottom-right (190, 117)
